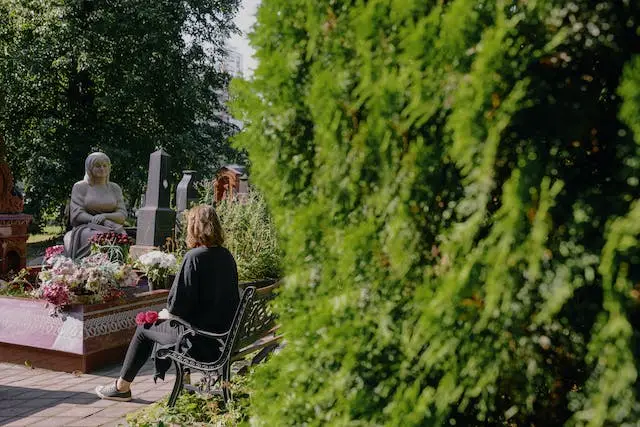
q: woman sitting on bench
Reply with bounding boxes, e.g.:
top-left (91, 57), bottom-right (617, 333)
top-left (95, 204), bottom-right (239, 401)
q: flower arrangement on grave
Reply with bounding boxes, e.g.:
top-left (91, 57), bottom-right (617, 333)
top-left (89, 232), bottom-right (134, 263)
top-left (135, 251), bottom-right (178, 290)
top-left (34, 252), bottom-right (139, 312)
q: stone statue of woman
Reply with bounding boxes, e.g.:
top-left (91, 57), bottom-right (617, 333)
top-left (63, 152), bottom-right (127, 259)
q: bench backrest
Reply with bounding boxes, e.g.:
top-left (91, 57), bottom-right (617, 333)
top-left (216, 285), bottom-right (257, 364)
top-left (233, 280), bottom-right (281, 352)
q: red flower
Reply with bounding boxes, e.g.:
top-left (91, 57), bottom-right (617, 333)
top-left (135, 312), bottom-right (147, 326)
top-left (144, 311), bottom-right (159, 324)
top-left (135, 310), bottom-right (159, 326)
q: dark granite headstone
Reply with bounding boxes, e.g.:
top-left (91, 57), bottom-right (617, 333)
top-left (134, 149), bottom-right (176, 248)
top-left (176, 170), bottom-right (199, 213)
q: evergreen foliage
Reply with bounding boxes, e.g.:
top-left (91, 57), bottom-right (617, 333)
top-left (231, 0), bottom-right (640, 425)
top-left (0, 0), bottom-right (242, 225)
top-left (214, 190), bottom-right (283, 281)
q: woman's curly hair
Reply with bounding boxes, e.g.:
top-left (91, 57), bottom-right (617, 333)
top-left (185, 204), bottom-right (224, 248)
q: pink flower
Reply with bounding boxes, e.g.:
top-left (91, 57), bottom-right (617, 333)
top-left (42, 282), bottom-right (71, 307)
top-left (44, 245), bottom-right (65, 261)
top-left (135, 312), bottom-right (147, 326)
top-left (144, 311), bottom-right (159, 324)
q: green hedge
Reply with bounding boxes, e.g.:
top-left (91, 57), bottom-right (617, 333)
top-left (232, 1), bottom-right (640, 425)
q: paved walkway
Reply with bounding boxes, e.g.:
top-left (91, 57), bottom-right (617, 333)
top-left (0, 360), bottom-right (175, 426)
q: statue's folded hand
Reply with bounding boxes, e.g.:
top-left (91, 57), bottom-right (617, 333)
top-left (91, 214), bottom-right (106, 225)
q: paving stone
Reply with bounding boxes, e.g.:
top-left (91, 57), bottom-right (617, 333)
top-left (0, 370), bottom-right (27, 377)
top-left (63, 397), bottom-right (100, 405)
top-left (95, 404), bottom-right (145, 418)
top-left (86, 399), bottom-right (118, 408)
top-left (53, 405), bottom-right (104, 418)
top-left (28, 416), bottom-right (84, 426)
top-left (60, 392), bottom-right (99, 403)
top-left (95, 367), bottom-right (122, 376)
top-left (11, 398), bottom-right (62, 408)
top-left (11, 390), bottom-right (58, 400)
top-left (4, 416), bottom-right (49, 426)
top-left (136, 391), bottom-right (168, 401)
top-left (0, 375), bottom-right (37, 385)
top-left (0, 399), bottom-right (20, 409)
top-left (128, 382), bottom-right (157, 393)
top-left (65, 416), bottom-right (121, 426)
top-left (0, 406), bottom-right (34, 418)
top-left (24, 390), bottom-right (64, 400)
top-left (4, 380), bottom-right (46, 388)
top-left (0, 360), bottom-right (174, 426)
top-left (21, 404), bottom-right (70, 417)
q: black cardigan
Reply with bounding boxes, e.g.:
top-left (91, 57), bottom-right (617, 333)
top-left (167, 246), bottom-right (240, 333)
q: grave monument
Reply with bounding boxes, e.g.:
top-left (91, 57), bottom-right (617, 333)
top-left (0, 136), bottom-right (32, 275)
top-left (130, 149), bottom-right (176, 259)
top-left (213, 164), bottom-right (249, 203)
top-left (176, 170), bottom-right (199, 213)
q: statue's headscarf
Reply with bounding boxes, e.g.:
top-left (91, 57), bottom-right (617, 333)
top-left (84, 152), bottom-right (111, 185)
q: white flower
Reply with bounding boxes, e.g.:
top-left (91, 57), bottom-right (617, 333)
top-left (138, 251), bottom-right (177, 269)
top-left (136, 251), bottom-right (178, 286)
top-left (51, 258), bottom-right (75, 276)
top-left (44, 254), bottom-right (67, 267)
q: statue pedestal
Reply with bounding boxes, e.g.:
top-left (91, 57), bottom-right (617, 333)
top-left (0, 213), bottom-right (32, 275)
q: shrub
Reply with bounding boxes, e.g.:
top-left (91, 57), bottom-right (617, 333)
top-left (231, 0), bottom-right (640, 425)
top-left (126, 375), bottom-right (251, 427)
top-left (214, 190), bottom-right (283, 281)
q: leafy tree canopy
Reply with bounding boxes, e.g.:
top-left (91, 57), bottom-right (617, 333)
top-left (0, 0), bottom-right (243, 224)
top-left (232, 0), bottom-right (640, 425)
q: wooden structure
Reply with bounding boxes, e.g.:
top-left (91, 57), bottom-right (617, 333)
top-left (156, 279), bottom-right (282, 406)
top-left (212, 164), bottom-right (248, 203)
top-left (0, 136), bottom-right (32, 275)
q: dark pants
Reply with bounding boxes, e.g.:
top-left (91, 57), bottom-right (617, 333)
top-left (120, 320), bottom-right (180, 382)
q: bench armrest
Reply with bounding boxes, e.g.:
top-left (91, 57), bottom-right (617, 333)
top-left (167, 317), bottom-right (229, 353)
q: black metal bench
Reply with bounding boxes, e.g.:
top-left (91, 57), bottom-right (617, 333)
top-left (155, 279), bottom-right (282, 406)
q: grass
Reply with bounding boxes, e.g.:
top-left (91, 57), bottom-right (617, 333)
top-left (26, 225), bottom-right (64, 262)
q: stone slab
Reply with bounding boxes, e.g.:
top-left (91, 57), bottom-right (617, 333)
top-left (0, 289), bottom-right (169, 373)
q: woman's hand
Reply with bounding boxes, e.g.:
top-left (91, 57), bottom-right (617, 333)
top-left (91, 214), bottom-right (106, 225)
top-left (158, 308), bottom-right (171, 320)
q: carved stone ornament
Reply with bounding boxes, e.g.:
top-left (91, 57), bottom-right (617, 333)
top-left (0, 136), bottom-right (24, 214)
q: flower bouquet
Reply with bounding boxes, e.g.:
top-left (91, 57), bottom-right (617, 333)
top-left (135, 310), bottom-right (159, 326)
top-left (89, 232), bottom-right (134, 263)
top-left (34, 252), bottom-right (139, 314)
top-left (135, 251), bottom-right (178, 291)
